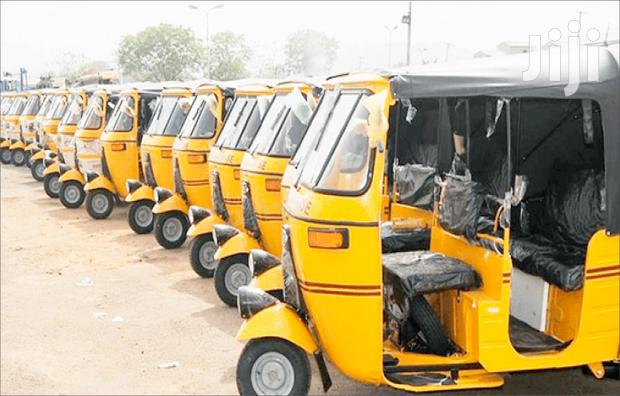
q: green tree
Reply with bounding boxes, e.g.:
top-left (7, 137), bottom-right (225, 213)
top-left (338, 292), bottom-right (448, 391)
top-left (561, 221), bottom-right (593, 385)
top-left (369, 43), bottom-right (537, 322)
top-left (284, 30), bottom-right (338, 76)
top-left (117, 24), bottom-right (204, 81)
top-left (206, 31), bottom-right (252, 80)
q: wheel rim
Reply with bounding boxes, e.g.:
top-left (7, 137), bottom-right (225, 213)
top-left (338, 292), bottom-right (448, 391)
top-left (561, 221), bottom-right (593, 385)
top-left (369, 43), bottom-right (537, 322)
top-left (35, 162), bottom-right (44, 178)
top-left (162, 216), bottom-right (184, 242)
top-left (64, 184), bottom-right (82, 204)
top-left (13, 151), bottom-right (24, 164)
top-left (134, 205), bottom-right (153, 228)
top-left (250, 351), bottom-right (295, 395)
top-left (224, 263), bottom-right (251, 297)
top-left (49, 176), bottom-right (61, 194)
top-left (91, 193), bottom-right (110, 214)
top-left (199, 241), bottom-right (217, 270)
top-left (1, 151), bottom-right (10, 162)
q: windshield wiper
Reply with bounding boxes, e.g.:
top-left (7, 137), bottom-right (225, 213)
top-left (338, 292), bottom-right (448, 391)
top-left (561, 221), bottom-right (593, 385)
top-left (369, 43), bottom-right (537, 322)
top-left (234, 101), bottom-right (249, 127)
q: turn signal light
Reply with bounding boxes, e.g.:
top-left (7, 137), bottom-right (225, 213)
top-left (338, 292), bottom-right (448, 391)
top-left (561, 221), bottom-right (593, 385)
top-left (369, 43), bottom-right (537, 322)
top-left (161, 150), bottom-right (172, 159)
top-left (265, 178), bottom-right (281, 192)
top-left (188, 154), bottom-right (207, 164)
top-left (308, 227), bottom-right (349, 249)
top-left (111, 143), bottom-right (126, 151)
top-left (233, 169), bottom-right (241, 180)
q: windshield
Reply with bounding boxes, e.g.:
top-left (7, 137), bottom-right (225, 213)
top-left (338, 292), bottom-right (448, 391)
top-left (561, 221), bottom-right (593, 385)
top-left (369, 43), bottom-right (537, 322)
top-left (105, 96), bottom-right (135, 132)
top-left (22, 95), bottom-right (41, 116)
top-left (36, 96), bottom-right (53, 117)
top-left (50, 96), bottom-right (69, 120)
top-left (215, 95), bottom-right (270, 150)
top-left (179, 93), bottom-right (218, 138)
top-left (8, 96), bottom-right (27, 115)
top-left (1, 98), bottom-right (12, 115)
top-left (77, 95), bottom-right (104, 130)
top-left (299, 91), bottom-right (374, 193)
top-left (146, 96), bottom-right (191, 136)
top-left (60, 95), bottom-right (84, 126)
top-left (249, 89), bottom-right (315, 157)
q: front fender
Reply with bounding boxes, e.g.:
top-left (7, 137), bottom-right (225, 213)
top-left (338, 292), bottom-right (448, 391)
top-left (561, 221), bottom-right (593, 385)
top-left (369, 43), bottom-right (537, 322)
top-left (25, 142), bottom-right (38, 151)
top-left (236, 303), bottom-right (318, 354)
top-left (250, 265), bottom-right (283, 292)
top-left (58, 168), bottom-right (85, 184)
top-left (9, 141), bottom-right (25, 150)
top-left (214, 231), bottom-right (261, 261)
top-left (0, 140), bottom-right (10, 149)
top-left (187, 213), bottom-right (224, 238)
top-left (30, 150), bottom-right (45, 162)
top-left (84, 175), bottom-right (116, 193)
top-left (43, 162), bottom-right (60, 176)
top-left (125, 185), bottom-right (154, 203)
top-left (152, 193), bottom-right (189, 215)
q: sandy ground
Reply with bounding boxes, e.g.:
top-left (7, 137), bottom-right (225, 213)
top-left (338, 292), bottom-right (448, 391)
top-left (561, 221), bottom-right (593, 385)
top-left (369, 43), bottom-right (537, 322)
top-left (0, 164), bottom-right (617, 395)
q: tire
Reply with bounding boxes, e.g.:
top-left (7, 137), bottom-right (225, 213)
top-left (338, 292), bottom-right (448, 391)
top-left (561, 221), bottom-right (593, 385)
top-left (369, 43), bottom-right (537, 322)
top-left (59, 180), bottom-right (85, 208)
top-left (86, 189), bottom-right (114, 219)
top-left (409, 295), bottom-right (453, 356)
top-left (190, 234), bottom-right (218, 278)
top-left (25, 151), bottom-right (31, 168)
top-left (43, 173), bottom-right (61, 198)
top-left (237, 338), bottom-right (310, 396)
top-left (11, 149), bottom-right (26, 167)
top-left (0, 148), bottom-right (11, 164)
top-left (154, 211), bottom-right (189, 249)
top-left (215, 254), bottom-right (251, 307)
top-left (128, 199), bottom-right (155, 234)
top-left (31, 159), bottom-right (45, 181)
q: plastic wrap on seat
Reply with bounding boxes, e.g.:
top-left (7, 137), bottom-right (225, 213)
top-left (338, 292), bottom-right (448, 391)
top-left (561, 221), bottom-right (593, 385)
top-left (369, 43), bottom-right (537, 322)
top-left (394, 163), bottom-right (435, 209)
top-left (510, 235), bottom-right (586, 291)
top-left (439, 178), bottom-right (485, 240)
top-left (381, 222), bottom-right (430, 253)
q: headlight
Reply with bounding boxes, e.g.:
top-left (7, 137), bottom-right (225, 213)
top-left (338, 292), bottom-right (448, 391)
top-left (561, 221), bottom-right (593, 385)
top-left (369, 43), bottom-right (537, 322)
top-left (188, 205), bottom-right (210, 225)
top-left (154, 187), bottom-right (172, 203)
top-left (213, 224), bottom-right (239, 247)
top-left (248, 249), bottom-right (280, 277)
top-left (126, 179), bottom-right (143, 194)
top-left (237, 286), bottom-right (278, 319)
top-left (281, 225), bottom-right (302, 310)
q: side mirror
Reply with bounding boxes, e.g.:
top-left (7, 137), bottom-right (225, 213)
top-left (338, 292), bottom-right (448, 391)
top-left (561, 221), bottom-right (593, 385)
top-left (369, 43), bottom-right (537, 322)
top-left (512, 174), bottom-right (528, 205)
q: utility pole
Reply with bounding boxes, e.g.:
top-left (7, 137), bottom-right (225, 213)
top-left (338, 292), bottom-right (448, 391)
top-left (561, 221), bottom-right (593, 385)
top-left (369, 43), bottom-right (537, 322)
top-left (384, 25), bottom-right (398, 67)
top-left (189, 3), bottom-right (224, 76)
top-left (402, 1), bottom-right (412, 65)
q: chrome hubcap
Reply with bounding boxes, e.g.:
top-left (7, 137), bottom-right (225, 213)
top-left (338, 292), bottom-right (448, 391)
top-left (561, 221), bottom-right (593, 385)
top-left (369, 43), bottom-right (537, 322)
top-left (199, 241), bottom-right (217, 270)
top-left (134, 205), bottom-right (153, 227)
top-left (14, 151), bottom-right (24, 163)
top-left (224, 263), bottom-right (251, 296)
top-left (250, 352), bottom-right (295, 395)
top-left (64, 185), bottom-right (81, 203)
top-left (91, 193), bottom-right (109, 213)
top-left (162, 217), bottom-right (183, 241)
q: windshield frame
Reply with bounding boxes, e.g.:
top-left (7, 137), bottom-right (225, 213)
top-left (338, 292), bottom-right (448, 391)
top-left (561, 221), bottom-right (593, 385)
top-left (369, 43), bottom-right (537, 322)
top-left (77, 94), bottom-right (105, 130)
top-left (179, 93), bottom-right (219, 139)
top-left (104, 95), bottom-right (136, 133)
top-left (22, 95), bottom-right (41, 116)
top-left (215, 95), bottom-right (271, 151)
top-left (145, 95), bottom-right (189, 137)
top-left (60, 94), bottom-right (85, 126)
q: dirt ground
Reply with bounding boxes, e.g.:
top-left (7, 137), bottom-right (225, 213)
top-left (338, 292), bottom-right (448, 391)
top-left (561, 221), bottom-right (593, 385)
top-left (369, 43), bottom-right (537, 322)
top-left (0, 164), bottom-right (617, 395)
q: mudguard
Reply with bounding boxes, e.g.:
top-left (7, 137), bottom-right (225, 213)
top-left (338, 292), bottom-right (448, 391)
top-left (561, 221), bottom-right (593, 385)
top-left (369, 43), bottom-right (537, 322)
top-left (125, 184), bottom-right (154, 203)
top-left (25, 142), bottom-right (37, 151)
top-left (9, 141), bottom-right (25, 150)
top-left (187, 213), bottom-right (224, 238)
top-left (30, 149), bottom-right (45, 162)
top-left (236, 302), bottom-right (318, 354)
top-left (58, 168), bottom-right (85, 184)
top-left (0, 140), bottom-right (10, 149)
top-left (152, 193), bottom-right (189, 215)
top-left (214, 231), bottom-right (260, 261)
top-left (250, 265), bottom-right (284, 292)
top-left (43, 162), bottom-right (60, 176)
top-left (84, 175), bottom-right (116, 193)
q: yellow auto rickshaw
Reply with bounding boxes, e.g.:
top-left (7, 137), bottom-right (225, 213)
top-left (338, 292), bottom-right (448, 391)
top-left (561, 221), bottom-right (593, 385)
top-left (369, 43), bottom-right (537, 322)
top-left (82, 85), bottom-right (162, 219)
top-left (150, 82), bottom-right (234, 249)
top-left (29, 90), bottom-right (71, 181)
top-left (10, 90), bottom-right (43, 166)
top-left (234, 47), bottom-right (620, 395)
top-left (55, 86), bottom-right (122, 207)
top-left (209, 81), bottom-right (321, 306)
top-left (0, 92), bottom-right (27, 164)
top-left (185, 83), bottom-right (273, 278)
top-left (124, 86), bottom-right (194, 234)
top-left (0, 92), bottom-right (17, 163)
top-left (42, 88), bottom-right (91, 198)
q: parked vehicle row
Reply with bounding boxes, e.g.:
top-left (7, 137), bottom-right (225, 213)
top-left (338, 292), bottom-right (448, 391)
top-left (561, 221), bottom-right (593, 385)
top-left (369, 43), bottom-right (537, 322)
top-left (1, 44), bottom-right (618, 395)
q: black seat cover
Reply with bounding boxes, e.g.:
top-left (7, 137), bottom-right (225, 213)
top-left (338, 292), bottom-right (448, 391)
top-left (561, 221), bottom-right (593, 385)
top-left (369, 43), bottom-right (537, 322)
top-left (383, 251), bottom-right (481, 296)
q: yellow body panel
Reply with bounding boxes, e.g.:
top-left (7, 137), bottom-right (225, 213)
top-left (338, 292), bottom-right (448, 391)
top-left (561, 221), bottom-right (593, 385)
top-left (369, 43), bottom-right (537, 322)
top-left (249, 265), bottom-right (283, 292)
top-left (0, 140), bottom-right (10, 148)
top-left (125, 184), bottom-right (154, 203)
top-left (213, 231), bottom-right (261, 260)
top-left (186, 212), bottom-right (225, 237)
top-left (31, 149), bottom-right (45, 162)
top-left (58, 168), bottom-right (85, 184)
top-left (43, 161), bottom-right (59, 176)
top-left (152, 192), bottom-right (188, 214)
top-left (236, 303), bottom-right (318, 354)
top-left (83, 175), bottom-right (116, 193)
top-left (9, 140), bottom-right (25, 150)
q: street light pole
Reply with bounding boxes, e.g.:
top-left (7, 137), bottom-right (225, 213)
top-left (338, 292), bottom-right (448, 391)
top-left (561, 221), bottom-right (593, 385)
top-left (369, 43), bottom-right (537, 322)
top-left (189, 3), bottom-right (224, 76)
top-left (401, 1), bottom-right (412, 65)
top-left (384, 25), bottom-right (398, 67)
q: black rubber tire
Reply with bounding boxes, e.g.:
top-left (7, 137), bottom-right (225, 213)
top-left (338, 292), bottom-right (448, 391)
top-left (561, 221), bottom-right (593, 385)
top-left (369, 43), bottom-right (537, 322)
top-left (11, 149), bottom-right (26, 167)
top-left (237, 338), bottom-right (310, 396)
top-left (190, 234), bottom-right (217, 278)
top-left (214, 253), bottom-right (250, 307)
top-left (604, 361), bottom-right (620, 380)
top-left (59, 180), bottom-right (85, 208)
top-left (43, 173), bottom-right (61, 198)
top-left (128, 199), bottom-right (155, 234)
top-left (0, 148), bottom-right (11, 164)
top-left (409, 295), bottom-right (452, 356)
top-left (25, 151), bottom-right (31, 168)
top-left (154, 211), bottom-right (189, 249)
top-left (31, 159), bottom-right (45, 181)
top-left (85, 189), bottom-right (114, 220)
